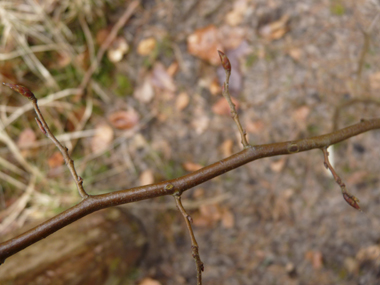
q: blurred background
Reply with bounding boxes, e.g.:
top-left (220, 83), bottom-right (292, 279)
top-left (0, 0), bottom-right (380, 284)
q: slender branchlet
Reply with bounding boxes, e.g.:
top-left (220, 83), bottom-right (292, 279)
top-left (322, 147), bottom-right (361, 210)
top-left (3, 83), bottom-right (89, 199)
top-left (173, 193), bottom-right (204, 285)
top-left (217, 50), bottom-right (249, 148)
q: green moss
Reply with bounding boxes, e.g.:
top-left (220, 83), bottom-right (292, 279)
top-left (94, 58), bottom-right (115, 88)
top-left (330, 0), bottom-right (345, 16)
top-left (116, 74), bottom-right (133, 97)
top-left (307, 124), bottom-right (319, 135)
top-left (246, 53), bottom-right (258, 68)
top-left (162, 160), bottom-right (185, 180)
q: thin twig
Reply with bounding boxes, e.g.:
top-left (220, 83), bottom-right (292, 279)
top-left (218, 50), bottom-right (249, 148)
top-left (3, 83), bottom-right (89, 199)
top-left (174, 194), bottom-right (204, 285)
top-left (322, 147), bottom-right (361, 210)
top-left (1, 88), bottom-right (82, 130)
top-left (79, 0), bottom-right (140, 90)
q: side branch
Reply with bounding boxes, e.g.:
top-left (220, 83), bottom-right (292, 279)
top-left (0, 118), bottom-right (379, 263)
top-left (322, 147), bottom-right (361, 210)
top-left (174, 194), bottom-right (204, 285)
top-left (3, 83), bottom-right (88, 199)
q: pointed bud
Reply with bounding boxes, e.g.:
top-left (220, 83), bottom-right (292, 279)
top-left (3, 83), bottom-right (36, 100)
top-left (217, 50), bottom-right (231, 72)
top-left (343, 192), bottom-right (361, 210)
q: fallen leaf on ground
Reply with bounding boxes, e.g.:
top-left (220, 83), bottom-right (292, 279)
top-left (137, 37), bottom-right (157, 56)
top-left (17, 128), bottom-right (36, 147)
top-left (187, 25), bottom-right (223, 65)
top-left (139, 169), bottom-right (154, 186)
top-left (246, 120), bottom-right (265, 134)
top-left (108, 110), bottom-right (139, 130)
top-left (48, 151), bottom-right (64, 168)
top-left (191, 114), bottom-right (209, 135)
top-left (167, 61), bottom-right (179, 77)
top-left (270, 158), bottom-right (286, 172)
top-left (220, 139), bottom-right (233, 157)
top-left (91, 124), bottom-right (114, 153)
top-left (356, 245), bottom-right (380, 263)
top-left (175, 92), bottom-right (190, 111)
top-left (293, 105), bottom-right (310, 121)
top-left (139, 277), bottom-right (161, 285)
top-left (344, 257), bottom-right (359, 275)
top-left (212, 97), bottom-right (239, 116)
top-left (209, 78), bottom-right (222, 95)
top-left (96, 27), bottom-right (112, 45)
top-left (305, 250), bottom-right (323, 269)
top-left (221, 208), bottom-right (235, 228)
top-left (151, 62), bottom-right (176, 92)
top-left (288, 48), bottom-right (302, 61)
top-left (56, 51), bottom-right (71, 68)
top-left (193, 188), bottom-right (205, 199)
top-left (258, 14), bottom-right (290, 41)
top-left (182, 162), bottom-right (203, 172)
top-left (369, 72), bottom-right (380, 91)
top-left (134, 75), bottom-right (155, 103)
top-left (193, 204), bottom-right (222, 227)
top-left (225, 0), bottom-right (251, 26)
top-left (218, 26), bottom-right (247, 50)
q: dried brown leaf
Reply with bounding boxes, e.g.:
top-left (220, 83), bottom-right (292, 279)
top-left (221, 208), bottom-right (235, 228)
top-left (293, 105), bottom-right (310, 121)
top-left (108, 110), bottom-right (139, 130)
top-left (167, 61), bottom-right (179, 77)
top-left (139, 277), bottom-right (161, 285)
top-left (246, 120), bottom-right (265, 134)
top-left (151, 63), bottom-right (176, 92)
top-left (209, 79), bottom-right (222, 95)
top-left (225, 0), bottom-right (251, 26)
top-left (175, 92), bottom-right (189, 111)
top-left (305, 251), bottom-right (323, 270)
top-left (212, 97), bottom-right (239, 116)
top-left (270, 158), bottom-right (286, 172)
top-left (48, 151), bottom-right (64, 168)
top-left (17, 128), bottom-right (36, 147)
top-left (220, 139), bottom-right (233, 157)
top-left (134, 75), bottom-right (155, 103)
top-left (139, 169), bottom-right (155, 186)
top-left (91, 124), bottom-right (114, 153)
top-left (137, 38), bottom-right (157, 56)
top-left (369, 72), bottom-right (380, 91)
top-left (182, 162), bottom-right (203, 172)
top-left (258, 14), bottom-right (290, 41)
top-left (187, 25), bottom-right (223, 65)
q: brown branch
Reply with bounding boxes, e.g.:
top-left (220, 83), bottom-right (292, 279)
top-left (218, 50), bottom-right (249, 148)
top-left (322, 147), bottom-right (361, 210)
top-left (0, 117), bottom-right (379, 263)
top-left (3, 83), bottom-right (88, 199)
top-left (173, 193), bottom-right (204, 285)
